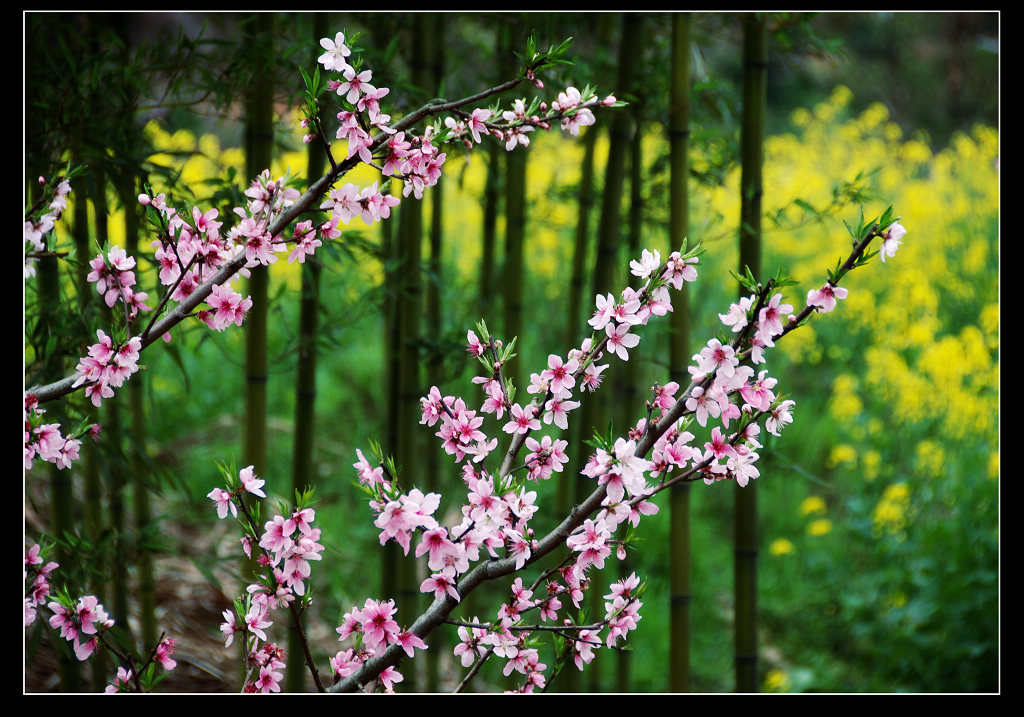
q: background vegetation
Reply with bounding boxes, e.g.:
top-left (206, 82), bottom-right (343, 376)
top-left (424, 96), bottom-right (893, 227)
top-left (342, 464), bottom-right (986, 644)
top-left (24, 11), bottom-right (999, 693)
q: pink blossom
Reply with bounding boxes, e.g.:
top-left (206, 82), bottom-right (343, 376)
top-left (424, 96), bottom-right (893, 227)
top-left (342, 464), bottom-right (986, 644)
top-left (543, 396), bottom-right (580, 430)
top-left (205, 283), bottom-right (252, 330)
top-left (255, 664), bottom-right (283, 693)
top-left (329, 649), bottom-right (362, 679)
top-left (467, 108), bottom-right (492, 143)
top-left (728, 447), bottom-right (760, 487)
top-left (105, 666), bottom-right (133, 693)
top-left (421, 572), bottom-right (460, 602)
top-left (391, 630), bottom-right (428, 658)
top-left (379, 665), bottom-right (404, 691)
top-left (359, 598), bottom-right (400, 652)
top-left (318, 32), bottom-right (352, 72)
top-left (589, 292), bottom-right (617, 331)
top-left (239, 465), bottom-right (266, 497)
top-left (629, 248), bottom-right (661, 280)
top-left (765, 399), bottom-right (796, 436)
top-left (807, 283), bottom-right (849, 313)
top-left (879, 221), bottom-right (906, 262)
top-left (719, 295), bottom-right (754, 331)
top-left (662, 251), bottom-right (698, 289)
top-left (466, 329), bottom-right (486, 357)
top-left (695, 338), bottom-right (738, 379)
top-left (605, 322), bottom-right (640, 361)
top-left (541, 353), bottom-right (578, 397)
top-left (758, 293), bottom-right (794, 338)
top-left (155, 638), bottom-right (177, 670)
top-left (503, 403), bottom-right (541, 434)
top-left (208, 488), bottom-right (237, 519)
top-left (337, 66), bottom-right (375, 105)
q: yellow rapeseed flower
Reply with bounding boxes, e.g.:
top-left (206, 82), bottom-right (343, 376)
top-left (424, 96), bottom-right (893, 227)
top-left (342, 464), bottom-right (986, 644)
top-left (764, 669), bottom-right (792, 693)
top-left (799, 495), bottom-right (827, 517)
top-left (827, 444), bottom-right (857, 470)
top-left (770, 538), bottom-right (795, 556)
top-left (862, 449), bottom-right (882, 482)
top-left (807, 519), bottom-right (832, 537)
top-left (873, 483), bottom-right (912, 537)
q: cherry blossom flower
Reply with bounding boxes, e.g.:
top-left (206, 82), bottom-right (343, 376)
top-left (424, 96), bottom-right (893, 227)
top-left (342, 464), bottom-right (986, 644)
top-left (765, 399), bottom-right (796, 436)
top-left (629, 248), bottom-right (661, 280)
top-left (105, 666), bottom-right (133, 693)
top-left (503, 403), bottom-right (541, 435)
top-left (155, 638), bottom-right (177, 671)
top-left (719, 295), bottom-right (754, 331)
top-left (807, 283), bottom-right (849, 313)
top-left (879, 221), bottom-right (906, 262)
top-left (541, 353), bottom-right (578, 397)
top-left (605, 322), bottom-right (640, 361)
top-left (208, 487), bottom-right (237, 519)
top-left (728, 446), bottom-right (760, 487)
top-left (758, 293), bottom-right (794, 338)
top-left (337, 66), bottom-right (375, 104)
top-left (421, 572), bottom-right (460, 602)
top-left (239, 465), bottom-right (266, 497)
top-left (467, 108), bottom-right (492, 143)
top-left (318, 32), bottom-right (352, 72)
top-left (379, 665), bottom-right (404, 692)
top-left (255, 664), bottom-right (283, 693)
top-left (662, 250), bottom-right (699, 289)
top-left (589, 292), bottom-right (617, 331)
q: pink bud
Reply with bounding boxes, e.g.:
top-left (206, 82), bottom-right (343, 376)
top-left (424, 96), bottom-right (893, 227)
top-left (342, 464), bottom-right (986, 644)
top-left (602, 95), bottom-right (616, 107)
top-left (138, 194), bottom-right (151, 206)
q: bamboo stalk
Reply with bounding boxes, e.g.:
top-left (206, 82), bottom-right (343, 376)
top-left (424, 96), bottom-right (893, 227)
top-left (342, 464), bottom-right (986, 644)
top-left (668, 11), bottom-right (693, 694)
top-left (734, 12), bottom-right (767, 694)
top-left (286, 12), bottom-right (329, 693)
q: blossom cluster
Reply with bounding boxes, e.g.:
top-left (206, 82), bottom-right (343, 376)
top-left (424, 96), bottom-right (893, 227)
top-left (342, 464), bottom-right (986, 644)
top-left (341, 246), bottom-right (701, 688)
top-left (46, 594), bottom-right (113, 662)
top-left (329, 598), bottom-right (426, 691)
top-left (71, 330), bottom-right (143, 408)
top-left (23, 175), bottom-right (72, 278)
top-left (342, 222), bottom-right (907, 689)
top-left (209, 465), bottom-right (325, 693)
top-left (25, 543), bottom-right (177, 691)
top-left (24, 543), bottom-right (59, 627)
top-left (23, 393), bottom-right (98, 471)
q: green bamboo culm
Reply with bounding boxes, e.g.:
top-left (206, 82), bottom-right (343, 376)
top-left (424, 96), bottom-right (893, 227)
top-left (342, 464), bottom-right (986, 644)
top-left (120, 174), bottom-right (158, 654)
top-left (581, 12), bottom-right (644, 692)
top-left (241, 11), bottom-right (275, 683)
top-left (242, 12), bottom-right (274, 483)
top-left (73, 164), bottom-right (108, 690)
top-left (502, 22), bottom-right (527, 362)
top-left (667, 11), bottom-right (694, 694)
top-left (735, 12), bottom-right (768, 694)
top-left (285, 12), bottom-right (330, 693)
top-left (40, 169), bottom-right (81, 692)
top-left (88, 167), bottom-right (134, 668)
top-left (423, 12), bottom-right (445, 692)
top-left (616, 84), bottom-right (646, 694)
top-left (389, 14), bottom-right (434, 691)
top-left (479, 126), bottom-right (501, 316)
